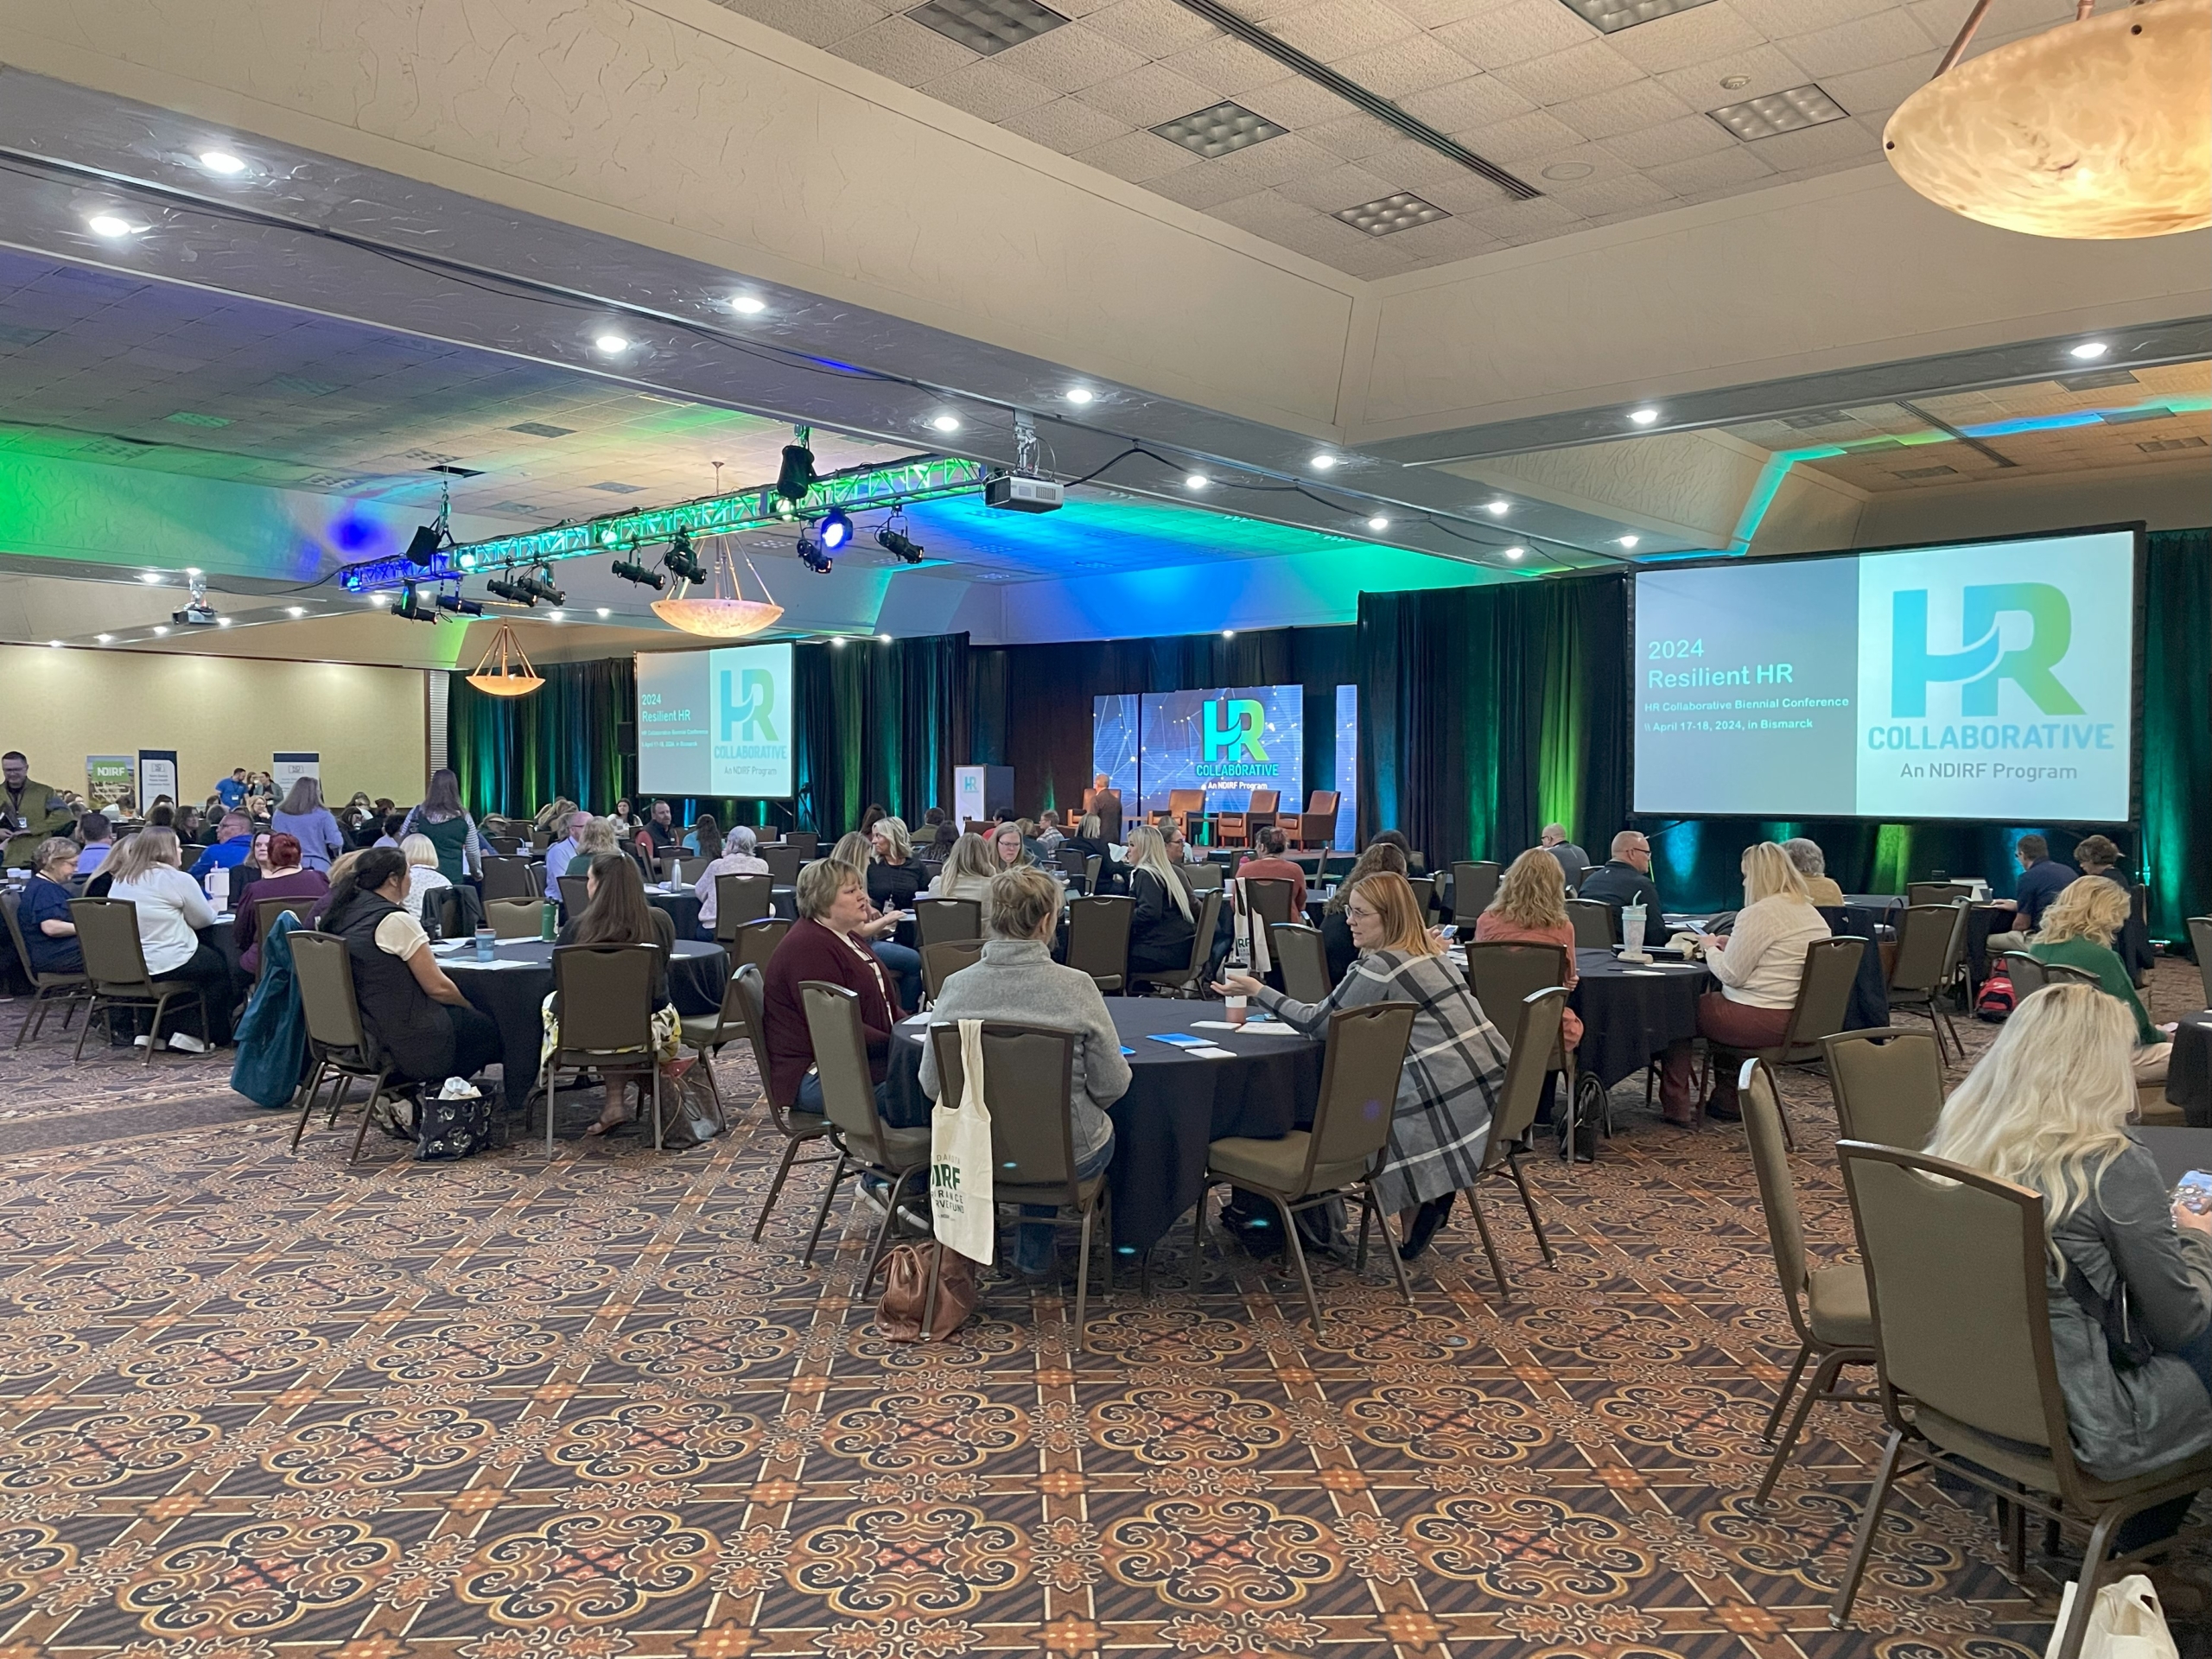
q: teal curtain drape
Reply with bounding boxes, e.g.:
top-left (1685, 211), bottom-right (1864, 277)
top-left (2141, 527), bottom-right (2211, 942)
top-left (795, 633), bottom-right (970, 834)
top-left (448, 657), bottom-right (634, 820)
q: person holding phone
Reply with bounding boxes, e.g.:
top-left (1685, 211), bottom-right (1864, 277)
top-left (833, 832), bottom-right (919, 1013)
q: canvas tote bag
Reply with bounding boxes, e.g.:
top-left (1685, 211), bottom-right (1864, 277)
top-left (2044, 1574), bottom-right (2178, 1659)
top-left (928, 1019), bottom-right (997, 1264)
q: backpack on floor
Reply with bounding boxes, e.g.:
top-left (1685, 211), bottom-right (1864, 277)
top-left (1975, 967), bottom-right (2016, 1022)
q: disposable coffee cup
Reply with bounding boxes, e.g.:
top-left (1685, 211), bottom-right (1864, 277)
top-left (1224, 995), bottom-right (1249, 1026)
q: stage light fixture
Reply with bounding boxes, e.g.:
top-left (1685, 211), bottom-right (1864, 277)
top-left (798, 534), bottom-right (834, 574)
top-left (520, 568), bottom-right (565, 607)
top-left (876, 524), bottom-right (925, 564)
top-left (664, 528), bottom-right (708, 584)
top-left (436, 593), bottom-right (486, 616)
top-left (2070, 340), bottom-right (2111, 359)
top-left (1629, 407), bottom-right (1661, 425)
top-left (776, 441), bottom-right (817, 502)
top-left (198, 149), bottom-right (247, 175)
top-left (612, 557), bottom-right (666, 589)
top-left (818, 508), bottom-right (855, 551)
top-left (486, 575), bottom-right (536, 607)
top-left (391, 583), bottom-right (441, 624)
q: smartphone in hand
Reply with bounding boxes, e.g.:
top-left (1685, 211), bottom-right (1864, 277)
top-left (2174, 1170), bottom-right (2212, 1217)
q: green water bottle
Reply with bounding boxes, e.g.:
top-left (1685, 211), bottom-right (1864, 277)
top-left (539, 899), bottom-right (556, 941)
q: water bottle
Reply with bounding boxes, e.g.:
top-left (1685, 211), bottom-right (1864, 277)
top-left (539, 901), bottom-right (556, 942)
top-left (474, 926), bottom-right (497, 963)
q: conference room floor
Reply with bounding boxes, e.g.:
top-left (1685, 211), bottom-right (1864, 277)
top-left (0, 963), bottom-right (2202, 1658)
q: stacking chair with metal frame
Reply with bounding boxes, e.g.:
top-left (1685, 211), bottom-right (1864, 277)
top-left (912, 897), bottom-right (982, 948)
top-left (785, 832), bottom-right (819, 861)
top-left (1135, 887), bottom-right (1222, 997)
top-left (713, 874), bottom-right (774, 938)
top-left (486, 833), bottom-right (524, 857)
top-left (1462, 941), bottom-right (1608, 1159)
top-left (921, 938), bottom-right (985, 1002)
top-left (542, 944), bottom-right (667, 1154)
top-left (1461, 987), bottom-right (1567, 1297)
top-left (287, 931), bottom-right (404, 1162)
top-left (761, 842), bottom-right (804, 887)
top-left (1267, 922), bottom-right (1332, 1003)
top-left (484, 898), bottom-right (544, 940)
top-left (726, 917), bottom-right (792, 976)
top-left (2004, 950), bottom-right (2099, 999)
top-left (68, 897), bottom-right (213, 1063)
top-left (1057, 845), bottom-right (1091, 890)
top-left (730, 965), bottom-right (838, 1244)
top-left (1186, 862), bottom-right (1225, 893)
top-left (1065, 894), bottom-right (1133, 992)
top-left (251, 896), bottom-right (319, 982)
top-left (1191, 1001), bottom-right (1418, 1331)
top-left (1885, 903), bottom-right (1966, 1064)
top-left (1739, 1058), bottom-right (1874, 1503)
top-left (1565, 898), bottom-right (1617, 949)
top-left (1696, 937), bottom-right (1869, 1146)
top-left (798, 982), bottom-right (933, 1274)
top-left (1830, 1141), bottom-right (2212, 1659)
top-left (1820, 1027), bottom-right (1946, 1150)
top-left (556, 873), bottom-right (591, 918)
top-left (676, 958), bottom-right (758, 1116)
top-left (1451, 860), bottom-right (1501, 923)
top-left (1241, 876), bottom-right (1297, 929)
top-left (1907, 880), bottom-right (1977, 908)
top-left (481, 856), bottom-right (537, 902)
top-left (1404, 874), bottom-right (1436, 920)
top-left (929, 1020), bottom-right (1113, 1345)
top-left (2, 889), bottom-right (92, 1046)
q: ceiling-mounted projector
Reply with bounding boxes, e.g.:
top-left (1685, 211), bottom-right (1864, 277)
top-left (170, 602), bottom-right (219, 627)
top-left (984, 474), bottom-right (1064, 513)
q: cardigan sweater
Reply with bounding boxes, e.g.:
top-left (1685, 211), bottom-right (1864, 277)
top-left (762, 918), bottom-right (902, 1107)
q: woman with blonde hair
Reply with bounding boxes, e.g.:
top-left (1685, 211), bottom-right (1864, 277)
top-left (1217, 868), bottom-right (1510, 1260)
top-left (1473, 848), bottom-right (1583, 1051)
top-left (400, 833), bottom-right (454, 918)
top-left (1657, 840), bottom-right (1830, 1124)
top-left (1125, 823), bottom-right (1196, 974)
top-left (104, 827), bottom-right (236, 1049)
top-left (1926, 985), bottom-right (2210, 1527)
top-left (928, 832), bottom-right (999, 905)
top-left (834, 830), bottom-right (920, 1007)
top-left (2029, 875), bottom-right (2173, 1081)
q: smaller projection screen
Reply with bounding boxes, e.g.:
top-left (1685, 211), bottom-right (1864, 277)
top-left (636, 643), bottom-right (795, 799)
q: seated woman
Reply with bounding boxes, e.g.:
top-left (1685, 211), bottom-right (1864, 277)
top-left (681, 811), bottom-right (721, 860)
top-left (2074, 834), bottom-right (2154, 985)
top-left (927, 833), bottom-right (1000, 906)
top-left (400, 834), bottom-right (454, 921)
top-left (763, 857), bottom-right (912, 1121)
top-left (232, 832), bottom-right (330, 977)
top-left (553, 853), bottom-right (677, 1135)
top-left (1471, 848), bottom-right (1585, 1051)
top-left (308, 851), bottom-right (361, 926)
top-left (1217, 868), bottom-right (1511, 1262)
top-left (991, 820), bottom-right (1041, 874)
top-left (918, 866), bottom-right (1128, 1275)
top-left (320, 848), bottom-right (503, 1092)
top-left (1781, 837), bottom-right (1846, 906)
top-left (1657, 842), bottom-right (1828, 1125)
top-left (832, 831), bottom-right (920, 1012)
top-left (1320, 842), bottom-right (1407, 984)
top-left (927, 820), bottom-right (960, 861)
top-left (1124, 825), bottom-right (1197, 975)
top-left (868, 817), bottom-right (923, 915)
top-left (693, 824), bottom-right (770, 938)
top-left (2028, 875), bottom-right (2174, 1083)
top-left (1925, 983), bottom-right (2210, 1557)
top-left (1061, 813), bottom-right (1122, 895)
top-left (104, 828), bottom-right (242, 1049)
top-left (19, 836), bottom-right (86, 976)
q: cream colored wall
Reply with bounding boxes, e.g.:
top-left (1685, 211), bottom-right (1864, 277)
top-left (0, 645), bottom-right (427, 805)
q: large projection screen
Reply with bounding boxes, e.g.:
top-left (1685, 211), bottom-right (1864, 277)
top-left (636, 643), bottom-right (795, 798)
top-left (1631, 530), bottom-right (2137, 822)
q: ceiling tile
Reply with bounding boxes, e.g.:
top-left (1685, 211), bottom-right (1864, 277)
top-left (825, 15), bottom-right (980, 83)
top-left (1730, 0), bottom-right (1892, 37)
top-left (1328, 32), bottom-right (1484, 98)
top-left (1075, 61), bottom-right (1225, 126)
top-left (1079, 0), bottom-right (1225, 53)
top-left (1548, 76), bottom-right (1695, 139)
top-left (1738, 114), bottom-right (1878, 168)
top-left (1000, 95), bottom-right (1137, 151)
top-left (1815, 54), bottom-right (1936, 119)
top-left (1393, 0), bottom-right (1522, 22)
top-left (1263, 0), bottom-right (1422, 60)
top-left (707, 0), bottom-right (892, 47)
top-left (1548, 171), bottom-right (1679, 213)
top-left (1400, 168), bottom-right (1521, 212)
top-left (1458, 107), bottom-right (1591, 160)
top-left (1463, 194), bottom-right (1588, 236)
top-left (1268, 216), bottom-right (1422, 274)
top-left (1600, 1), bottom-right (1766, 70)
top-left (1779, 9), bottom-right (1936, 78)
top-left (1437, 0), bottom-right (1603, 68)
top-left (1070, 127), bottom-right (1202, 180)
top-left (1599, 111), bottom-right (1737, 164)
top-left (992, 22), bottom-right (1152, 92)
top-left (1490, 39), bottom-right (1646, 105)
top-left (1656, 44), bottom-right (1815, 106)
top-left (1645, 143), bottom-right (1777, 193)
top-left (1379, 216), bottom-right (1501, 263)
top-left (1363, 137), bottom-right (1515, 194)
top-left (920, 58), bottom-right (1061, 120)
top-left (1399, 73), bottom-right (1537, 131)
top-left (1158, 32), bottom-right (1301, 95)
top-left (1303, 111), bottom-right (1415, 160)
top-left (1239, 74), bottom-right (1364, 129)
top-left (1145, 132), bottom-right (1339, 206)
top-left (1273, 160), bottom-right (1400, 209)
top-left (1206, 186), bottom-right (1325, 233)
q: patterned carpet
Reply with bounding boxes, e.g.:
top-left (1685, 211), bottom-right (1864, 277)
top-left (0, 964), bottom-right (2202, 1659)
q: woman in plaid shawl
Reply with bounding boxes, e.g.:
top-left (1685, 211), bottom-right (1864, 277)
top-left (1217, 868), bottom-right (1510, 1260)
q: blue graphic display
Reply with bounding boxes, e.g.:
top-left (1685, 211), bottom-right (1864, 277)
top-left (1333, 684), bottom-right (1357, 846)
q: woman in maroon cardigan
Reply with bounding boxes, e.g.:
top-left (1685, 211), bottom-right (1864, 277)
top-left (762, 857), bottom-right (911, 1118)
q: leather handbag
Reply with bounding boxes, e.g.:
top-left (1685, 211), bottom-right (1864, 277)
top-left (875, 1242), bottom-right (978, 1342)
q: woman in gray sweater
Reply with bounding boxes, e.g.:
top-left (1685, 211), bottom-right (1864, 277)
top-left (919, 865), bottom-right (1130, 1276)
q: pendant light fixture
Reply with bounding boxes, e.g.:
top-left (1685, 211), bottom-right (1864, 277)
top-left (465, 620), bottom-right (543, 697)
top-left (652, 533), bottom-right (785, 639)
top-left (1883, 0), bottom-right (2210, 239)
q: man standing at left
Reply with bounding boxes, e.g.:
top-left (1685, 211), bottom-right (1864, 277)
top-left (0, 752), bottom-right (76, 868)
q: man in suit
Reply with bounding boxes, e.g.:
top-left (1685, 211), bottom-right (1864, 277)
top-left (1084, 773), bottom-right (1123, 844)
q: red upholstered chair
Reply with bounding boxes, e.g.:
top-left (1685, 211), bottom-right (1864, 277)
top-left (1281, 791), bottom-right (1340, 850)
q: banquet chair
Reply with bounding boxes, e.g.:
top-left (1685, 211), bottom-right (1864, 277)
top-left (1885, 904), bottom-right (1965, 1064)
top-left (1186, 862), bottom-right (1225, 893)
top-left (785, 832), bottom-right (819, 861)
top-left (1065, 895), bottom-right (1134, 993)
top-left (1821, 1027), bottom-right (1945, 1151)
top-left (253, 896), bottom-right (319, 979)
top-left (714, 874), bottom-right (774, 936)
top-left (1135, 887), bottom-right (1223, 998)
top-left (1, 889), bottom-right (92, 1046)
top-left (930, 1020), bottom-right (1111, 1345)
top-left (481, 856), bottom-right (537, 902)
top-left (1907, 881), bottom-right (1976, 908)
top-left (484, 899), bottom-right (544, 940)
top-left (1281, 791), bottom-right (1338, 850)
top-left (1461, 988), bottom-right (1567, 1298)
top-left (913, 897), bottom-right (982, 948)
top-left (287, 931), bottom-right (403, 1163)
top-left (2003, 951), bottom-right (2099, 999)
top-left (677, 960), bottom-right (755, 1116)
top-left (530, 826), bottom-right (554, 855)
top-left (543, 944), bottom-right (666, 1154)
top-left (1741, 1059), bottom-right (1873, 1504)
top-left (726, 917), bottom-right (791, 976)
top-left (761, 843), bottom-right (804, 887)
top-left (1405, 874), bottom-right (1436, 919)
top-left (732, 965), bottom-right (837, 1245)
top-left (1057, 845), bottom-right (1091, 890)
top-left (68, 897), bottom-right (213, 1064)
top-left (556, 874), bottom-right (590, 918)
top-left (921, 938), bottom-right (985, 1002)
top-left (1565, 898), bottom-right (1617, 949)
top-left (1267, 923), bottom-right (1332, 1003)
top-left (1462, 940), bottom-right (1608, 1157)
top-left (1451, 861), bottom-right (1501, 921)
top-left (2190, 916), bottom-right (2212, 1005)
top-left (1698, 937), bottom-right (1868, 1147)
top-left (1580, 865), bottom-right (1603, 889)
top-left (1192, 1001), bottom-right (1418, 1332)
top-left (799, 982), bottom-right (932, 1275)
top-left (1830, 1141), bottom-right (2212, 1659)
top-left (486, 834), bottom-right (524, 857)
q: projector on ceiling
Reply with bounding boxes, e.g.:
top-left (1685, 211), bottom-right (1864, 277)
top-left (170, 603), bottom-right (219, 627)
top-left (984, 474), bottom-right (1064, 513)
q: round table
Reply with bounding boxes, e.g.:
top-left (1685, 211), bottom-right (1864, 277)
top-left (1567, 948), bottom-right (1712, 1090)
top-left (2168, 1011), bottom-right (2211, 1128)
top-left (442, 938), bottom-right (729, 1114)
top-left (885, 997), bottom-right (1324, 1254)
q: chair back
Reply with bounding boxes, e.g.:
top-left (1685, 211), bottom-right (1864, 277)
top-left (1821, 1027), bottom-right (1945, 1148)
top-left (913, 896), bottom-right (982, 947)
top-left (1482, 988), bottom-right (1567, 1167)
top-left (799, 981), bottom-right (894, 1154)
top-left (1268, 923), bottom-right (1332, 1002)
top-left (0, 892), bottom-right (44, 982)
top-left (1888, 904), bottom-right (1959, 993)
top-left (727, 917), bottom-right (792, 976)
top-left (2191, 916), bottom-right (2212, 1006)
top-left (1305, 790), bottom-right (1339, 817)
top-left (1739, 1058), bottom-right (1815, 1343)
top-left (921, 938), bottom-right (985, 1001)
top-left (1166, 887), bottom-right (1223, 988)
top-left (1907, 881), bottom-right (1975, 908)
top-left (1057, 845), bottom-right (1090, 883)
top-left (1291, 1002), bottom-right (1417, 1194)
top-left (929, 1020), bottom-right (1081, 1195)
top-left (1065, 895), bottom-right (1134, 988)
top-left (556, 873), bottom-right (590, 916)
top-left (1837, 1141), bottom-right (2073, 1471)
top-left (1451, 860), bottom-right (1501, 919)
top-left (68, 898), bottom-right (156, 995)
top-left (1242, 877), bottom-right (1296, 927)
top-left (255, 895), bottom-right (318, 974)
top-left (1247, 790), bottom-right (1281, 816)
top-left (481, 856), bottom-right (537, 901)
top-left (485, 898), bottom-right (544, 940)
top-left (714, 873), bottom-right (773, 935)
top-left (289, 931), bottom-right (371, 1056)
top-left (1777, 937), bottom-right (1866, 1058)
top-left (1461, 941), bottom-right (1568, 1053)
top-left (530, 826), bottom-right (553, 854)
top-left (1404, 874), bottom-right (1435, 918)
top-left (1084, 855), bottom-right (1103, 895)
top-left (665, 855), bottom-right (705, 887)
top-left (2005, 951), bottom-right (2097, 998)
top-left (549, 944), bottom-right (658, 1058)
top-left (761, 842), bottom-right (804, 886)
top-left (1565, 898), bottom-right (1617, 949)
top-left (486, 833), bottom-right (524, 857)
top-left (1166, 789), bottom-right (1205, 819)
top-left (1185, 861), bottom-right (1224, 893)
top-left (729, 963), bottom-right (794, 1120)
top-left (785, 832), bottom-right (818, 860)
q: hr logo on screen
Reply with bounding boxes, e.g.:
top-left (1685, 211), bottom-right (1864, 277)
top-left (718, 668), bottom-right (779, 743)
top-left (1198, 698), bottom-right (1278, 781)
top-left (1891, 585), bottom-right (2083, 717)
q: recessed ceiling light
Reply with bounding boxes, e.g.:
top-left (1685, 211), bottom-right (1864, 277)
top-left (548, 609), bottom-right (565, 621)
top-left (1335, 193), bottom-right (1449, 237)
top-left (197, 149), bottom-right (247, 175)
top-left (140, 571), bottom-right (163, 583)
top-left (86, 213), bottom-right (135, 238)
top-left (1719, 74), bottom-right (1751, 90)
top-left (1152, 100), bottom-right (1287, 159)
top-left (877, 632), bottom-right (893, 642)
top-left (153, 625), bottom-right (169, 636)
top-left (1185, 474), bottom-right (1209, 489)
top-left (831, 635), bottom-right (848, 647)
top-left (216, 616), bottom-right (232, 627)
top-left (1222, 629), bottom-right (1236, 639)
top-left (1503, 546), bottom-right (1526, 560)
top-left (931, 414), bottom-right (961, 433)
top-left (286, 606), bottom-right (306, 617)
top-left (1485, 500), bottom-right (1510, 515)
top-left (1709, 84), bottom-right (1848, 140)
top-left (2069, 340), bottom-right (2111, 359)
top-left (185, 566), bottom-right (202, 576)
top-left (96, 633), bottom-right (112, 644)
top-left (369, 592), bottom-right (391, 607)
top-left (907, 0), bottom-right (1068, 55)
top-left (1559, 0), bottom-right (1719, 31)
top-left (1618, 535), bottom-right (1640, 549)
top-left (1629, 407), bottom-right (1661, 425)
top-left (728, 295), bottom-right (766, 315)
top-left (1310, 454), bottom-right (1338, 471)
top-left (47, 639), bottom-right (62, 649)
top-left (597, 606), bottom-right (612, 618)
top-left (594, 334), bottom-right (629, 354)
top-left (1366, 515), bottom-right (1390, 531)
top-left (1541, 162), bottom-right (1595, 181)
top-left (1065, 387), bottom-right (1095, 404)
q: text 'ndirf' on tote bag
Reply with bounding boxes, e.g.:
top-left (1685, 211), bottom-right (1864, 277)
top-left (929, 1018), bottom-right (998, 1265)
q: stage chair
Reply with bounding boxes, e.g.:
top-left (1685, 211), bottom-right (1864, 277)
top-left (1280, 791), bottom-right (1338, 850)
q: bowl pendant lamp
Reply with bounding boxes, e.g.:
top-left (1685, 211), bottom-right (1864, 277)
top-left (652, 539), bottom-right (785, 639)
top-left (1883, 0), bottom-right (2210, 238)
top-left (466, 621), bottom-right (544, 697)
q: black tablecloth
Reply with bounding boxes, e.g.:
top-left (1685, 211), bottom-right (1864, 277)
top-left (2169, 1013), bottom-right (2212, 1127)
top-left (1568, 949), bottom-right (1710, 1089)
top-left (1814, 910), bottom-right (1891, 1031)
top-left (2135, 1125), bottom-right (2212, 1184)
top-left (445, 939), bottom-right (728, 1113)
top-left (647, 889), bottom-right (702, 940)
top-left (887, 996), bottom-right (1325, 1254)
